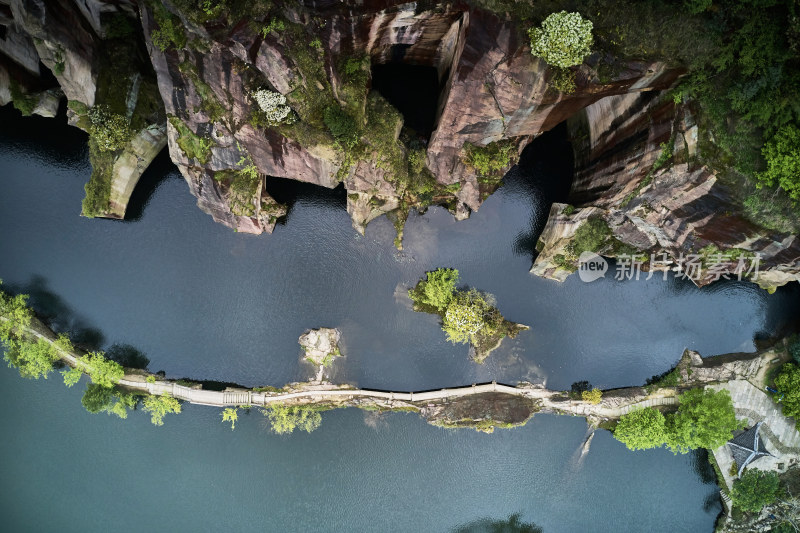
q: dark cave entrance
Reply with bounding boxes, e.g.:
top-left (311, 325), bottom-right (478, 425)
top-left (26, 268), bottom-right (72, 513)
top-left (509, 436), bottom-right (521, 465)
top-left (517, 121), bottom-right (575, 205)
top-left (370, 47), bottom-right (443, 141)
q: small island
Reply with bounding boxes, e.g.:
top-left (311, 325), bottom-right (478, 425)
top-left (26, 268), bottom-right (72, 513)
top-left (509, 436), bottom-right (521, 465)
top-left (408, 268), bottom-right (528, 363)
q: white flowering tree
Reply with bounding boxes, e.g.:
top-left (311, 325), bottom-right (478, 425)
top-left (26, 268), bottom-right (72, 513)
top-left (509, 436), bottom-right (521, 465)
top-left (250, 88), bottom-right (293, 125)
top-left (442, 290), bottom-right (488, 345)
top-left (528, 11), bottom-right (593, 68)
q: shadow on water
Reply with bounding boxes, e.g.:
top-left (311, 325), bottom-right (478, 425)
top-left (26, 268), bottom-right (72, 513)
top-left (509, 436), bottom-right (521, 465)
top-left (0, 104), bottom-right (88, 168)
top-left (5, 276), bottom-right (152, 366)
top-left (509, 121), bottom-right (574, 259)
top-left (105, 343), bottom-right (149, 370)
top-left (451, 513), bottom-right (543, 533)
top-left (264, 175), bottom-right (347, 222)
top-left (10, 276), bottom-right (106, 350)
top-left (123, 149), bottom-right (179, 222)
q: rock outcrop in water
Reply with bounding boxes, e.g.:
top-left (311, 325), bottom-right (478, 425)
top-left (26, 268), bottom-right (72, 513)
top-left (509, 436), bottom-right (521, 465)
top-left (1, 1), bottom-right (797, 284)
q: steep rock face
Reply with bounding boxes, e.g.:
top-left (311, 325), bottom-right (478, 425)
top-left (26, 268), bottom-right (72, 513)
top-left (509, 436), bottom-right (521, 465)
top-left (7, 0), bottom-right (101, 106)
top-left (531, 91), bottom-right (800, 290)
top-left (134, 0), bottom-right (682, 234)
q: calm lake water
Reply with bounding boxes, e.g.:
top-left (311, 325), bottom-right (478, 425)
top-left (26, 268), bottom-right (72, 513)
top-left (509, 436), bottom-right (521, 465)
top-left (0, 105), bottom-right (796, 531)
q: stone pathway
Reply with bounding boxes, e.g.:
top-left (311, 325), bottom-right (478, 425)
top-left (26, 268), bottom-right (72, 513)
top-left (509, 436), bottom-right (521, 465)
top-left (707, 380), bottom-right (800, 452)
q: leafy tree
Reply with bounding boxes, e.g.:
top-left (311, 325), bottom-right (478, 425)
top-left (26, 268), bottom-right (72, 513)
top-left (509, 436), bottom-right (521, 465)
top-left (581, 388), bottom-right (602, 404)
top-left (758, 125), bottom-right (800, 202)
top-left (409, 268), bottom-right (459, 311)
top-left (774, 363), bottom-right (800, 419)
top-left (528, 11), bottom-right (593, 68)
top-left (142, 394), bottom-right (182, 426)
top-left (81, 384), bottom-right (114, 413)
top-left (79, 351), bottom-right (124, 388)
top-left (222, 407), bottom-right (238, 430)
top-left (442, 290), bottom-right (489, 345)
top-left (263, 404), bottom-right (321, 434)
top-left (789, 338), bottom-right (800, 364)
top-left (614, 407), bottom-right (668, 450)
top-left (666, 388), bottom-right (742, 453)
top-left (4, 337), bottom-right (59, 379)
top-left (0, 282), bottom-right (32, 340)
top-left (62, 366), bottom-right (83, 387)
top-left (731, 469), bottom-right (781, 513)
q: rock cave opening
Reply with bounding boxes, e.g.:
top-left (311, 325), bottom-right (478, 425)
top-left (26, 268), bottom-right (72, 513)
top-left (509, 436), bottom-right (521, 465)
top-left (123, 148), bottom-right (173, 222)
top-left (518, 121), bottom-right (575, 205)
top-left (264, 175), bottom-right (346, 219)
top-left (370, 47), bottom-right (442, 141)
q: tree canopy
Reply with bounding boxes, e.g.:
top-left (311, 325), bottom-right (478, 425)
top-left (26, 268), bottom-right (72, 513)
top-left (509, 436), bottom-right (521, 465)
top-left (774, 363), bottom-right (800, 420)
top-left (731, 469), bottom-right (781, 513)
top-left (142, 394), bottom-right (182, 426)
top-left (409, 268), bottom-right (459, 311)
top-left (264, 404), bottom-right (321, 434)
top-left (666, 388), bottom-right (742, 453)
top-left (613, 407), bottom-right (668, 451)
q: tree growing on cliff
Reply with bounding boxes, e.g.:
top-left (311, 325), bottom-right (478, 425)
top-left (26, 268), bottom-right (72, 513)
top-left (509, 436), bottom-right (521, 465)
top-left (409, 268), bottom-right (459, 312)
top-left (613, 407), bottom-right (668, 450)
top-left (758, 124), bottom-right (800, 202)
top-left (666, 388), bottom-right (742, 453)
top-left (528, 11), bottom-right (593, 68)
top-left (774, 363), bottom-right (800, 420)
top-left (731, 469), bottom-right (781, 513)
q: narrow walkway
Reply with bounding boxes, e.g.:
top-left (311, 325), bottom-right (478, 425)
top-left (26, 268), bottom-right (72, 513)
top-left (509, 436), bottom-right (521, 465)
top-left (707, 380), bottom-right (800, 452)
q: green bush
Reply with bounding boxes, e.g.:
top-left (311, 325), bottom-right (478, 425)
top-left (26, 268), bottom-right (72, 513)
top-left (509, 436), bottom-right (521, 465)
top-left (731, 469), bottom-right (781, 513)
top-left (528, 11), bottom-right (593, 68)
top-left (323, 106), bottom-right (359, 148)
top-left (564, 217), bottom-right (612, 257)
top-left (463, 140), bottom-right (518, 179)
top-left (151, 2), bottom-right (187, 52)
top-left (758, 125), bottom-right (800, 202)
top-left (613, 407), bottom-right (668, 450)
top-left (774, 363), bottom-right (800, 420)
top-left (409, 268), bottom-right (459, 312)
top-left (78, 351), bottom-right (124, 388)
top-left (88, 105), bottom-right (131, 152)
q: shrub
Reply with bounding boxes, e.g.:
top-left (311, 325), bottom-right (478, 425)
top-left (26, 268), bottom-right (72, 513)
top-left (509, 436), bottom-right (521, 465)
top-left (564, 217), bottom-right (612, 257)
top-left (463, 140), bottom-right (518, 179)
top-left (323, 106), bottom-right (359, 148)
top-left (409, 268), bottom-right (460, 312)
top-left (758, 125), bottom-right (800, 202)
top-left (613, 407), bottom-right (668, 450)
top-left (9, 80), bottom-right (37, 116)
top-left (774, 363), bottom-right (800, 420)
top-left (528, 11), bottom-right (593, 68)
top-left (250, 89), bottom-right (293, 125)
top-left (731, 469), bottom-right (781, 513)
top-left (264, 404), bottom-right (321, 434)
top-left (88, 105), bottom-right (131, 152)
top-left (142, 394), bottom-right (182, 426)
top-left (582, 388), bottom-right (602, 404)
top-left (151, 2), bottom-right (187, 52)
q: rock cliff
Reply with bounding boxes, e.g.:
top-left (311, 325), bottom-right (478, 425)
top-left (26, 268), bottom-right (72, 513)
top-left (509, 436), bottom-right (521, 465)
top-left (0, 0), bottom-right (798, 285)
